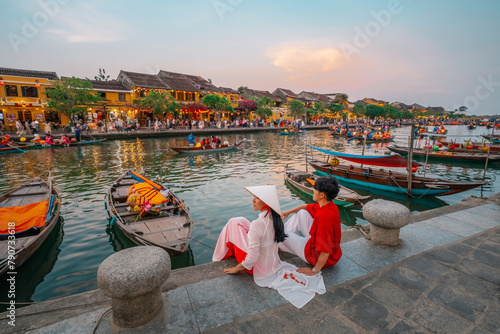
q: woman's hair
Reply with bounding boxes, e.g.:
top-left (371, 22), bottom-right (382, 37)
top-left (266, 208), bottom-right (287, 243)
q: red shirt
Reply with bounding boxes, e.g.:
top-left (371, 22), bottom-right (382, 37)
top-left (304, 202), bottom-right (342, 268)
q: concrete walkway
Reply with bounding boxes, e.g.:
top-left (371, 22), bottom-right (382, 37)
top-left (1, 195), bottom-right (499, 333)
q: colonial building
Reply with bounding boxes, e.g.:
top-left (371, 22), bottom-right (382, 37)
top-left (87, 80), bottom-right (134, 125)
top-left (0, 67), bottom-right (58, 131)
top-left (297, 91), bottom-right (331, 106)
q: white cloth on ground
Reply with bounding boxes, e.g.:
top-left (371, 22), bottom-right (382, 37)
top-left (213, 212), bottom-right (325, 308)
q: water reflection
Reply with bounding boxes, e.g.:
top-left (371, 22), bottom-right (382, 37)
top-left (0, 126), bottom-right (497, 306)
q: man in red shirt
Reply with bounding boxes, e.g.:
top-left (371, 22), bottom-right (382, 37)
top-left (279, 177), bottom-right (342, 276)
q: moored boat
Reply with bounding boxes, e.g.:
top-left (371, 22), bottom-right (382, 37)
top-left (352, 136), bottom-right (393, 143)
top-left (0, 144), bottom-right (28, 154)
top-left (284, 167), bottom-right (370, 207)
top-left (0, 172), bottom-right (61, 276)
top-left (170, 138), bottom-right (246, 154)
top-left (441, 141), bottom-right (500, 153)
top-left (20, 138), bottom-right (106, 149)
top-left (279, 131), bottom-right (304, 135)
top-left (105, 171), bottom-right (193, 256)
top-left (386, 145), bottom-right (500, 164)
top-left (306, 146), bottom-right (489, 196)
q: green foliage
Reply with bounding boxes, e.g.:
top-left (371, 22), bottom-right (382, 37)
top-left (45, 77), bottom-right (101, 125)
top-left (400, 110), bottom-right (414, 119)
top-left (94, 68), bottom-right (110, 81)
top-left (255, 96), bottom-right (273, 118)
top-left (288, 100), bottom-right (306, 118)
top-left (365, 105), bottom-right (386, 119)
top-left (134, 90), bottom-right (180, 116)
top-left (237, 86), bottom-right (248, 93)
top-left (202, 94), bottom-right (233, 120)
top-left (313, 102), bottom-right (325, 114)
top-left (334, 93), bottom-right (349, 104)
top-left (384, 105), bottom-right (400, 119)
top-left (352, 104), bottom-right (366, 117)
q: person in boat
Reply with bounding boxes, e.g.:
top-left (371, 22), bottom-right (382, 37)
top-left (59, 134), bottom-right (70, 147)
top-left (45, 132), bottom-right (54, 146)
top-left (216, 137), bottom-right (221, 145)
top-left (385, 131), bottom-right (391, 138)
top-left (213, 185), bottom-right (325, 308)
top-left (278, 177), bottom-right (342, 276)
top-left (374, 132), bottom-right (380, 139)
top-left (32, 133), bottom-right (42, 144)
top-left (200, 139), bottom-right (205, 147)
top-left (188, 133), bottom-right (195, 147)
top-left (367, 132), bottom-right (373, 139)
top-left (1, 134), bottom-right (12, 144)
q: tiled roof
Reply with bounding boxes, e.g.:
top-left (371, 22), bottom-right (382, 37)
top-left (0, 67), bottom-right (58, 80)
top-left (157, 71), bottom-right (199, 92)
top-left (183, 74), bottom-right (220, 92)
top-left (273, 88), bottom-right (298, 98)
top-left (243, 88), bottom-right (281, 102)
top-left (219, 87), bottom-right (239, 94)
top-left (88, 80), bottom-right (131, 92)
top-left (119, 71), bottom-right (170, 89)
top-left (298, 91), bottom-right (331, 103)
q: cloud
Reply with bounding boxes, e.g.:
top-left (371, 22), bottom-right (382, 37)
top-left (266, 45), bottom-right (347, 74)
top-left (44, 3), bottom-right (127, 43)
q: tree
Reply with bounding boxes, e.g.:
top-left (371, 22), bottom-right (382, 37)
top-left (458, 106), bottom-right (468, 114)
top-left (237, 86), bottom-right (248, 93)
top-left (313, 102), bottom-right (325, 114)
top-left (352, 104), bottom-right (366, 117)
top-left (288, 100), bottom-right (306, 119)
top-left (45, 77), bottom-right (101, 126)
top-left (384, 105), bottom-right (400, 119)
top-left (134, 90), bottom-right (180, 117)
top-left (94, 68), bottom-right (110, 81)
top-left (255, 96), bottom-right (273, 118)
top-left (202, 94), bottom-right (233, 121)
top-left (335, 93), bottom-right (349, 106)
top-left (365, 105), bottom-right (386, 119)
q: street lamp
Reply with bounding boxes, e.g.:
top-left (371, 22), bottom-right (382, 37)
top-left (103, 103), bottom-right (107, 133)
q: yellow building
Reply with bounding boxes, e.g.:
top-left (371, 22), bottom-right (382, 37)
top-left (0, 67), bottom-right (58, 131)
top-left (86, 80), bottom-right (134, 126)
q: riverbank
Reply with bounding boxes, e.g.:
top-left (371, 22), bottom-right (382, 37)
top-left (2, 192), bottom-right (499, 333)
top-left (4, 124), bottom-right (331, 142)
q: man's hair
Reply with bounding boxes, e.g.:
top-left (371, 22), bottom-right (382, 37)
top-left (314, 177), bottom-right (340, 201)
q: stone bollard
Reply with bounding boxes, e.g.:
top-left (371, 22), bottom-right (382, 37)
top-left (362, 199), bottom-right (410, 246)
top-left (97, 246), bottom-right (171, 329)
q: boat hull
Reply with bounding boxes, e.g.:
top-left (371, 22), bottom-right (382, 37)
top-left (170, 139), bottom-right (245, 154)
top-left (0, 176), bottom-right (61, 276)
top-left (307, 159), bottom-right (488, 196)
top-left (387, 146), bottom-right (500, 164)
top-left (105, 171), bottom-right (194, 257)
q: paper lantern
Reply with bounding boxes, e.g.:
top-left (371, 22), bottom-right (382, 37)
top-left (71, 138), bottom-right (76, 142)
top-left (196, 143), bottom-right (201, 147)
top-left (467, 145), bottom-right (473, 150)
top-left (432, 145), bottom-right (439, 151)
top-left (438, 143), bottom-right (443, 148)
top-left (20, 137), bottom-right (26, 142)
top-left (330, 158), bottom-right (340, 167)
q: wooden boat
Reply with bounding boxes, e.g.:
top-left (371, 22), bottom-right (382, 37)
top-left (280, 130), bottom-right (304, 135)
top-left (306, 146), bottom-right (489, 196)
top-left (352, 136), bottom-right (393, 143)
top-left (0, 172), bottom-right (61, 276)
top-left (441, 141), bottom-right (500, 153)
top-left (22, 138), bottom-right (106, 149)
top-left (468, 124), bottom-right (477, 130)
top-left (307, 158), bottom-right (489, 196)
top-left (386, 145), bottom-right (500, 164)
top-left (105, 171), bottom-right (193, 256)
top-left (284, 167), bottom-right (370, 207)
top-left (170, 138), bottom-right (246, 154)
top-left (0, 144), bottom-right (28, 154)
top-left (481, 134), bottom-right (500, 143)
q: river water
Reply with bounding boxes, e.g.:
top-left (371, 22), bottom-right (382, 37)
top-left (0, 125), bottom-right (498, 309)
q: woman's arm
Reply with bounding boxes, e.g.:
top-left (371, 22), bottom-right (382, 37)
top-left (282, 204), bottom-right (308, 220)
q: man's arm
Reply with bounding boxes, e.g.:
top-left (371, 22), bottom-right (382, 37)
top-left (282, 204), bottom-right (308, 219)
top-left (297, 252), bottom-right (329, 276)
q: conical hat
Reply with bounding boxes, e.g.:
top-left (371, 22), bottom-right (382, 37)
top-left (245, 185), bottom-right (281, 215)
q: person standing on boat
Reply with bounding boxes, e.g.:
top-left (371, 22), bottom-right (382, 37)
top-left (188, 132), bottom-right (195, 147)
top-left (74, 123), bottom-right (81, 143)
top-left (213, 185), bottom-right (325, 308)
top-left (278, 177), bottom-right (342, 276)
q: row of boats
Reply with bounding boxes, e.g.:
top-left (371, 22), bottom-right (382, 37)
top-left (0, 170), bottom-right (195, 276)
top-left (0, 139), bottom-right (106, 154)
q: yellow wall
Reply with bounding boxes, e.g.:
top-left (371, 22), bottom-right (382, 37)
top-left (0, 74), bottom-right (53, 130)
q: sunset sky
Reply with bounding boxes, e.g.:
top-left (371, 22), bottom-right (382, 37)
top-left (1, 0), bottom-right (499, 115)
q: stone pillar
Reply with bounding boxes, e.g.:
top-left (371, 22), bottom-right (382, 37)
top-left (362, 199), bottom-right (410, 246)
top-left (97, 246), bottom-right (171, 329)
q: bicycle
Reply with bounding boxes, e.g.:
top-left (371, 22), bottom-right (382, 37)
top-left (63, 125), bottom-right (72, 133)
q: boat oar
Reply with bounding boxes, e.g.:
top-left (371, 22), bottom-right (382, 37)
top-left (8, 144), bottom-right (26, 153)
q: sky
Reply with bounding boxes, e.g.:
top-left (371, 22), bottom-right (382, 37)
top-left (1, 0), bottom-right (499, 115)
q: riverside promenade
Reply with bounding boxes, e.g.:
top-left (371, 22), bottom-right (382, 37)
top-left (4, 124), bottom-right (331, 142)
top-left (1, 193), bottom-right (499, 333)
